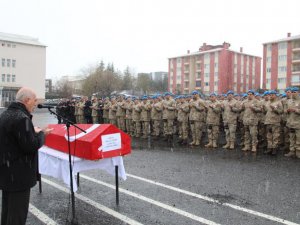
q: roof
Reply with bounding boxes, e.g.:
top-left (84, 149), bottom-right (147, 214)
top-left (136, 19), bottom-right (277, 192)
top-left (0, 32), bottom-right (46, 47)
top-left (169, 47), bottom-right (261, 59)
top-left (263, 34), bottom-right (300, 45)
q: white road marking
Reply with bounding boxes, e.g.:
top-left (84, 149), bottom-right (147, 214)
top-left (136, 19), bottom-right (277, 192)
top-left (29, 204), bottom-right (57, 225)
top-left (41, 178), bottom-right (143, 225)
top-left (81, 174), bottom-right (221, 225)
top-left (127, 173), bottom-right (300, 225)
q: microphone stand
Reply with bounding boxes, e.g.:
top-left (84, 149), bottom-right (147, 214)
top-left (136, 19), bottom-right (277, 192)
top-left (47, 108), bottom-right (86, 225)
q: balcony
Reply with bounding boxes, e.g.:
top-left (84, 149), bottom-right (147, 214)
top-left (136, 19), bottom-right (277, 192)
top-left (184, 61), bottom-right (189, 65)
top-left (184, 70), bottom-right (189, 74)
top-left (292, 58), bottom-right (300, 64)
top-left (292, 47), bottom-right (300, 52)
top-left (196, 68), bottom-right (201, 72)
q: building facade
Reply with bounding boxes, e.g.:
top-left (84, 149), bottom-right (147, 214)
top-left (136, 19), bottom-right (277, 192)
top-left (168, 42), bottom-right (261, 94)
top-left (0, 32), bottom-right (46, 106)
top-left (263, 33), bottom-right (300, 92)
top-left (150, 71), bottom-right (168, 82)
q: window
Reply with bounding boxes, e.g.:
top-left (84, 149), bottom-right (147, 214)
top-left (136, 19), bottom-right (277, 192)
top-left (196, 81), bottom-right (201, 87)
top-left (278, 78), bottom-right (286, 84)
top-left (12, 44), bottom-right (16, 48)
top-left (204, 64), bottom-right (209, 69)
top-left (205, 82), bottom-right (209, 86)
top-left (12, 74), bottom-right (16, 82)
top-left (278, 42), bottom-right (287, 49)
top-left (7, 74), bottom-right (10, 82)
top-left (278, 55), bottom-right (287, 61)
top-left (291, 75), bottom-right (300, 83)
top-left (1, 74), bottom-right (5, 82)
top-left (196, 72), bottom-right (201, 79)
top-left (1, 43), bottom-right (5, 47)
top-left (2, 58), bottom-right (5, 67)
top-left (266, 78), bottom-right (271, 84)
top-left (12, 59), bottom-right (16, 67)
top-left (177, 58), bottom-right (181, 63)
top-left (266, 57), bottom-right (271, 62)
top-left (267, 45), bottom-right (272, 51)
top-left (205, 73), bottom-right (209, 78)
top-left (214, 63), bottom-right (218, 68)
top-left (214, 72), bottom-right (218, 77)
top-left (214, 81), bottom-right (218, 86)
top-left (267, 67), bottom-right (271, 73)
top-left (278, 66), bottom-right (287, 72)
top-left (7, 43), bottom-right (11, 47)
top-left (204, 54), bottom-right (210, 59)
top-left (7, 59), bottom-right (10, 67)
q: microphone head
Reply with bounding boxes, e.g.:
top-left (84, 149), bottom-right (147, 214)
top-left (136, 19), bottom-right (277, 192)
top-left (37, 104), bottom-right (43, 109)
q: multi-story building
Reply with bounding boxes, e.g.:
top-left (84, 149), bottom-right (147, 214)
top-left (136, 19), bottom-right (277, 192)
top-left (45, 79), bottom-right (52, 93)
top-left (263, 33), bottom-right (300, 92)
top-left (168, 42), bottom-right (261, 94)
top-left (0, 32), bottom-right (46, 106)
top-left (150, 71), bottom-right (168, 82)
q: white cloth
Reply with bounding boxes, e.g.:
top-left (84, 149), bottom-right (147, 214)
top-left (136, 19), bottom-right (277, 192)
top-left (39, 146), bottom-right (127, 192)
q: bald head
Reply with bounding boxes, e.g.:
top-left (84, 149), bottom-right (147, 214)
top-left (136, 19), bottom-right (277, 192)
top-left (16, 87), bottom-right (37, 113)
top-left (16, 87), bottom-right (36, 103)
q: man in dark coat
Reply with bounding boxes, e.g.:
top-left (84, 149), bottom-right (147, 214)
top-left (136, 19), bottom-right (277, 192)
top-left (0, 87), bottom-right (52, 225)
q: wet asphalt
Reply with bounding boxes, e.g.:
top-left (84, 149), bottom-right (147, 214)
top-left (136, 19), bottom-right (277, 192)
top-left (0, 108), bottom-right (300, 225)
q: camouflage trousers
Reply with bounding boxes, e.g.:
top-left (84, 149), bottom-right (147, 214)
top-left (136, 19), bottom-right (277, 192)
top-left (207, 125), bottom-right (219, 142)
top-left (190, 121), bottom-right (204, 143)
top-left (266, 124), bottom-right (281, 148)
top-left (153, 120), bottom-right (161, 136)
top-left (224, 123), bottom-right (237, 143)
top-left (92, 116), bottom-right (98, 124)
top-left (109, 119), bottom-right (117, 126)
top-left (289, 128), bottom-right (300, 157)
top-left (244, 125), bottom-right (258, 147)
top-left (125, 119), bottom-right (133, 135)
top-left (142, 121), bottom-right (150, 137)
top-left (178, 121), bottom-right (189, 140)
top-left (163, 119), bottom-right (174, 136)
top-left (117, 117), bottom-right (126, 131)
top-left (78, 115), bottom-right (85, 124)
top-left (132, 121), bottom-right (141, 137)
top-left (103, 118), bottom-right (109, 124)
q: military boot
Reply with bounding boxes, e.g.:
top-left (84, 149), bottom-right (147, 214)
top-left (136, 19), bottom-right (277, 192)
top-left (229, 141), bottom-right (235, 150)
top-left (205, 141), bottom-right (213, 148)
top-left (251, 145), bottom-right (257, 153)
top-left (212, 140), bottom-right (218, 148)
top-left (284, 151), bottom-right (295, 157)
top-left (222, 142), bottom-right (230, 149)
top-left (242, 145), bottom-right (250, 151)
top-left (264, 148), bottom-right (272, 154)
top-left (271, 148), bottom-right (278, 156)
top-left (195, 139), bottom-right (200, 146)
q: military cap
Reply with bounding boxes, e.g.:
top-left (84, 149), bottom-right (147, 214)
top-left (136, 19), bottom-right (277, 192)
top-left (227, 90), bottom-right (234, 95)
top-left (269, 90), bottom-right (277, 95)
top-left (191, 90), bottom-right (199, 95)
top-left (164, 92), bottom-right (171, 96)
top-left (247, 89), bottom-right (255, 94)
top-left (291, 87), bottom-right (299, 92)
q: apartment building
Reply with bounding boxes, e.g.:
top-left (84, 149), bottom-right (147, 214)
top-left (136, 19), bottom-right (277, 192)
top-left (263, 33), bottom-right (300, 92)
top-left (168, 42), bottom-right (261, 94)
top-left (0, 32), bottom-right (46, 106)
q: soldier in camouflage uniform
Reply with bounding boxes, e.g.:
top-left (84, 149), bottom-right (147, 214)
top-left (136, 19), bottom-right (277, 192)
top-left (132, 98), bottom-right (142, 137)
top-left (162, 92), bottom-right (176, 142)
top-left (140, 96), bottom-right (152, 138)
top-left (222, 91), bottom-right (241, 150)
top-left (91, 97), bottom-right (99, 124)
top-left (77, 98), bottom-right (85, 124)
top-left (241, 90), bottom-right (262, 152)
top-left (189, 91), bottom-right (206, 146)
top-left (205, 93), bottom-right (221, 148)
top-left (116, 96), bottom-right (126, 131)
top-left (125, 96), bottom-right (133, 135)
top-left (262, 90), bottom-right (283, 155)
top-left (285, 87), bottom-right (300, 158)
top-left (281, 87), bottom-right (292, 152)
top-left (151, 95), bottom-right (163, 139)
top-left (103, 97), bottom-right (110, 124)
top-left (177, 96), bottom-right (190, 145)
top-left (108, 97), bottom-right (117, 126)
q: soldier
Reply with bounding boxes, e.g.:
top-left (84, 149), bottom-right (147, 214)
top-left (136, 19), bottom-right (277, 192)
top-left (258, 91), bottom-right (270, 149)
top-left (91, 97), bottom-right (99, 124)
top-left (162, 92), bottom-right (176, 142)
top-left (177, 96), bottom-right (190, 145)
top-left (262, 90), bottom-right (283, 155)
top-left (151, 95), bottom-right (163, 139)
top-left (205, 93), bottom-right (221, 148)
top-left (108, 97), bottom-right (117, 126)
top-left (97, 98), bottom-right (104, 124)
top-left (132, 97), bottom-right (142, 137)
top-left (222, 90), bottom-right (241, 150)
top-left (189, 91), bottom-right (206, 146)
top-left (124, 96), bottom-right (133, 135)
top-left (74, 98), bottom-right (80, 123)
top-left (103, 97), bottom-right (110, 124)
top-left (83, 96), bottom-right (92, 124)
top-left (284, 87), bottom-right (300, 158)
top-left (281, 87), bottom-right (292, 152)
top-left (241, 90), bottom-right (262, 152)
top-left (116, 95), bottom-right (126, 131)
top-left (77, 97), bottom-right (85, 124)
top-left (140, 96), bottom-right (152, 138)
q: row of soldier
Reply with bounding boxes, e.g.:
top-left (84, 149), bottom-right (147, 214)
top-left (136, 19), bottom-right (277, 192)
top-left (55, 87), bottom-right (300, 158)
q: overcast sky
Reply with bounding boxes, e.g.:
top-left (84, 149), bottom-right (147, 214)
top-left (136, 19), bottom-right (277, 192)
top-left (0, 0), bottom-right (299, 80)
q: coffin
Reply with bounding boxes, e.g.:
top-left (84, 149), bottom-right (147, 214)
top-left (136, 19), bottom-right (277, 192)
top-left (44, 124), bottom-right (131, 160)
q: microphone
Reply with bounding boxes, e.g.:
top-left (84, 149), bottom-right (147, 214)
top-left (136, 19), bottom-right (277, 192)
top-left (37, 104), bottom-right (55, 109)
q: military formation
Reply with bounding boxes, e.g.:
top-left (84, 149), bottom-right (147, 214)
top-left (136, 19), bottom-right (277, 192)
top-left (55, 87), bottom-right (300, 159)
